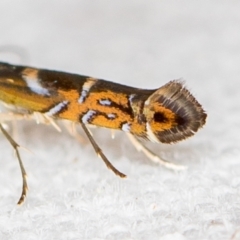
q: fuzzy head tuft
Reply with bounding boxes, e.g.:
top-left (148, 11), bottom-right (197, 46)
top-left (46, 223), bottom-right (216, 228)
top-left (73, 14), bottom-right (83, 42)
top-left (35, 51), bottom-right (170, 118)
top-left (143, 80), bottom-right (207, 143)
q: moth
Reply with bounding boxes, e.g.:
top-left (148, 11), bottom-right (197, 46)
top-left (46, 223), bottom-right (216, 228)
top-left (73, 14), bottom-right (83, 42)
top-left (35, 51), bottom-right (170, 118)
top-left (0, 62), bottom-right (207, 204)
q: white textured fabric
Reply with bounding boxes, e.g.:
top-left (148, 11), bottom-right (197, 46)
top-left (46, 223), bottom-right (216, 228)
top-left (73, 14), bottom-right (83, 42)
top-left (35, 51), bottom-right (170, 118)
top-left (0, 1), bottom-right (240, 240)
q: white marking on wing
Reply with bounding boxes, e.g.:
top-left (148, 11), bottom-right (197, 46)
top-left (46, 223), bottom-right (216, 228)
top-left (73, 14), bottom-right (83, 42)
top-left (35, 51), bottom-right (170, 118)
top-left (99, 99), bottom-right (111, 106)
top-left (129, 94), bottom-right (136, 103)
top-left (78, 78), bottom-right (97, 104)
top-left (78, 90), bottom-right (87, 104)
top-left (107, 113), bottom-right (116, 119)
top-left (122, 123), bottom-right (131, 132)
top-left (45, 101), bottom-right (69, 116)
top-left (82, 110), bottom-right (96, 124)
top-left (22, 69), bottom-right (50, 96)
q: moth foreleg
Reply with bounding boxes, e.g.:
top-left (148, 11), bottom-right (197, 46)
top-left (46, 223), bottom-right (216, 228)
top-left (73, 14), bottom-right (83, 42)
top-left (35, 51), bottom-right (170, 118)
top-left (126, 133), bottom-right (186, 171)
top-left (81, 124), bottom-right (126, 178)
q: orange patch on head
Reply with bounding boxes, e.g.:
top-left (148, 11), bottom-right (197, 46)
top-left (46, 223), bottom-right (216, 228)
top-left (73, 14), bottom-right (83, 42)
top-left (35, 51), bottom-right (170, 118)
top-left (147, 103), bottom-right (178, 132)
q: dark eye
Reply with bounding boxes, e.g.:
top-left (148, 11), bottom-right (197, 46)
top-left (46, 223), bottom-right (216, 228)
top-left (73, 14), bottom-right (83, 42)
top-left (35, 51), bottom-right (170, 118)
top-left (154, 112), bottom-right (167, 123)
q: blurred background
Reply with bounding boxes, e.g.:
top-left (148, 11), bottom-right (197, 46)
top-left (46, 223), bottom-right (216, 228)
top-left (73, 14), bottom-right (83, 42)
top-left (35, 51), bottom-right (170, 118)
top-left (0, 1), bottom-right (240, 240)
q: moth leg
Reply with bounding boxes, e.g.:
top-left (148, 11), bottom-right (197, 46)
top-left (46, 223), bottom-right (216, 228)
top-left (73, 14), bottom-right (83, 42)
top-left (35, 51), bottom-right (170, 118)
top-left (0, 112), bottom-right (27, 122)
top-left (81, 123), bottom-right (126, 178)
top-left (0, 123), bottom-right (28, 204)
top-left (63, 121), bottom-right (86, 144)
top-left (126, 133), bottom-right (186, 171)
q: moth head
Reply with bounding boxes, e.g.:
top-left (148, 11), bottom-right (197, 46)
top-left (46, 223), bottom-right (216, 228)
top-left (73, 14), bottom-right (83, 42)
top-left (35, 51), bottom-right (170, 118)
top-left (143, 80), bottom-right (207, 143)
